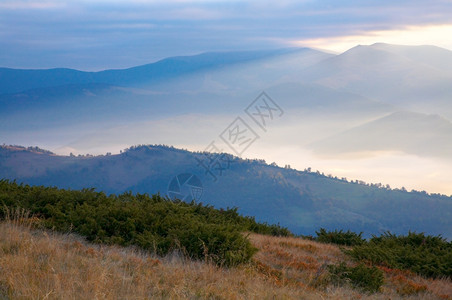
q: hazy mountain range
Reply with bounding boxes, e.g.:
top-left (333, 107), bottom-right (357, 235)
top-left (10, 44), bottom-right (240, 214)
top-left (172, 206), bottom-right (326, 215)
top-left (1, 145), bottom-right (451, 239)
top-left (2, 43), bottom-right (451, 156)
top-left (1, 42), bottom-right (452, 212)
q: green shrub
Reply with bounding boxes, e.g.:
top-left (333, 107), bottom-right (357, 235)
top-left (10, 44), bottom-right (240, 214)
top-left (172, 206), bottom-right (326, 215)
top-left (347, 231), bottom-right (452, 278)
top-left (245, 220), bottom-right (292, 237)
top-left (328, 262), bottom-right (384, 293)
top-left (315, 228), bottom-right (365, 246)
top-left (1, 180), bottom-right (290, 266)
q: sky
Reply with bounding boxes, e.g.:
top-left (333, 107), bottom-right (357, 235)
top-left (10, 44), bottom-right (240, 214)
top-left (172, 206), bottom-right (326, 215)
top-left (1, 0), bottom-right (452, 70)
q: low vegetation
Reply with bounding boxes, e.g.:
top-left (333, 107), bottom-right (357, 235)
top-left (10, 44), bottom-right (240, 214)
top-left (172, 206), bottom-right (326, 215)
top-left (1, 180), bottom-right (451, 298)
top-left (2, 220), bottom-right (451, 299)
top-left (314, 228), bottom-right (366, 246)
top-left (347, 231), bottom-right (452, 278)
top-left (0, 219), bottom-right (313, 299)
top-left (328, 262), bottom-right (384, 293)
top-left (312, 228), bottom-right (452, 279)
top-left (0, 180), bottom-right (289, 266)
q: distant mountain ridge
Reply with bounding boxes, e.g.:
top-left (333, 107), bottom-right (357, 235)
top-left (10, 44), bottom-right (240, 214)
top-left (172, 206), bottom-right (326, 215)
top-left (299, 44), bottom-right (452, 106)
top-left (310, 111), bottom-right (452, 159)
top-left (1, 144), bottom-right (451, 239)
top-left (0, 48), bottom-right (310, 94)
top-left (2, 43), bottom-right (452, 211)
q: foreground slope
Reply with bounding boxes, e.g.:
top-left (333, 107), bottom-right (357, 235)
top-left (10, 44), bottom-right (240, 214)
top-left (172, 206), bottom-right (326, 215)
top-left (0, 220), bottom-right (450, 299)
top-left (1, 145), bottom-right (451, 238)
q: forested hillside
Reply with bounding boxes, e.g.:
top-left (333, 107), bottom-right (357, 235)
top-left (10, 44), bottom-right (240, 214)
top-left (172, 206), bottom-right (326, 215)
top-left (1, 144), bottom-right (451, 238)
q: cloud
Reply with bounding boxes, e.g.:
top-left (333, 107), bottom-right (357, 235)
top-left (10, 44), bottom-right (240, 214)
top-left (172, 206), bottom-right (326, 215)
top-left (294, 24), bottom-right (452, 53)
top-left (1, 0), bottom-right (452, 69)
top-left (0, 0), bottom-right (66, 10)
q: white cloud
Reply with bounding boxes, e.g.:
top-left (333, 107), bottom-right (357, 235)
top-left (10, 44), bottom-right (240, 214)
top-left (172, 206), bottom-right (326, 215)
top-left (0, 1), bottom-right (66, 9)
top-left (294, 24), bottom-right (452, 52)
top-left (2, 0), bottom-right (452, 68)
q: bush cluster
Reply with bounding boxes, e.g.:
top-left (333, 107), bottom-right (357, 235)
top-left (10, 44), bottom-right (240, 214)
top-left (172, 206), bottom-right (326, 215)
top-left (328, 262), bottom-right (384, 293)
top-left (315, 228), bottom-right (365, 246)
top-left (313, 228), bottom-right (451, 281)
top-left (0, 180), bottom-right (291, 266)
top-left (347, 231), bottom-right (452, 278)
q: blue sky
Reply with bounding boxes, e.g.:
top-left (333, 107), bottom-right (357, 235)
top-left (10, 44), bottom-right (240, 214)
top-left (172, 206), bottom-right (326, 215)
top-left (1, 0), bottom-right (452, 70)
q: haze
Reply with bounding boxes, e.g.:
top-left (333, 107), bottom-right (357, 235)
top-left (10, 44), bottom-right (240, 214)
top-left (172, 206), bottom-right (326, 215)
top-left (1, 0), bottom-right (452, 195)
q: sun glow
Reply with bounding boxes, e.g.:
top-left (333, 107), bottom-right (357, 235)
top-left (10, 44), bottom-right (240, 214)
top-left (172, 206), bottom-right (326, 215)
top-left (295, 24), bottom-right (452, 52)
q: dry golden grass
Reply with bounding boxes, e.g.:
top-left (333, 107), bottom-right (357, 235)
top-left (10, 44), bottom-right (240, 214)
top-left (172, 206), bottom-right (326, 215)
top-left (0, 220), bottom-right (450, 299)
top-left (249, 234), bottom-right (452, 300)
top-left (0, 221), bottom-right (320, 299)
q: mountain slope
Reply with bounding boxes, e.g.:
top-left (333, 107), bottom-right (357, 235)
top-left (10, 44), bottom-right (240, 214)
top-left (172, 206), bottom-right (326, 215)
top-left (300, 44), bottom-right (452, 106)
top-left (3, 221), bottom-right (450, 299)
top-left (370, 43), bottom-right (452, 74)
top-left (309, 111), bottom-right (452, 160)
top-left (0, 47), bottom-right (335, 134)
top-left (3, 43), bottom-right (452, 158)
top-left (1, 145), bottom-right (451, 238)
top-left (0, 48), bottom-right (326, 94)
